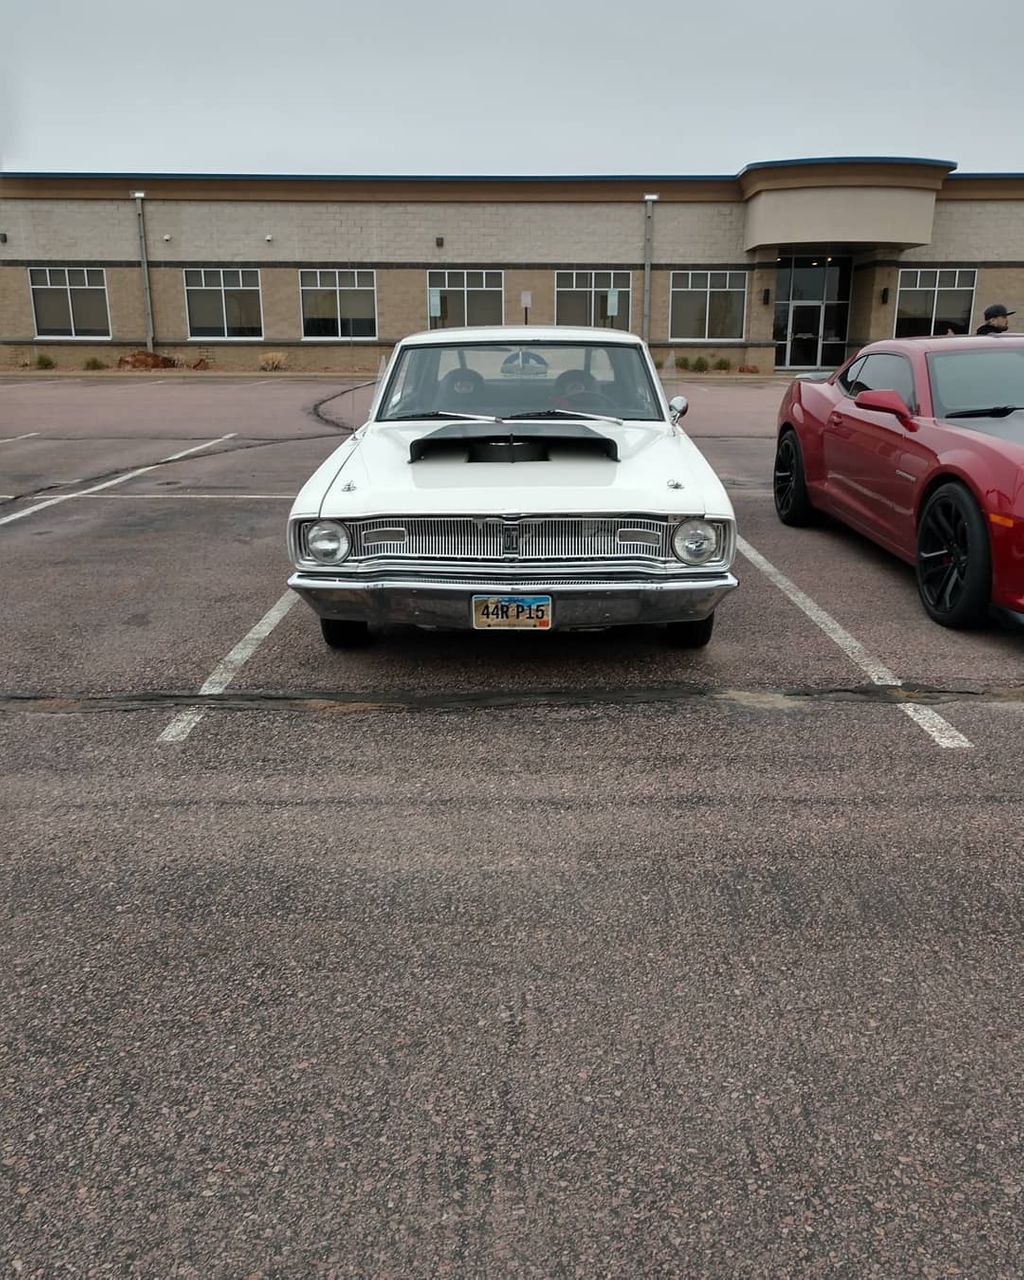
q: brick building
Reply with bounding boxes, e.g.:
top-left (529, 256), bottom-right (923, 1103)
top-left (1, 156), bottom-right (1022, 373)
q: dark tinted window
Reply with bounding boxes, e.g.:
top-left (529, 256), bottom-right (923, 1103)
top-left (853, 353), bottom-right (916, 411)
top-left (927, 348), bottom-right (1024, 418)
top-left (837, 356), bottom-right (866, 395)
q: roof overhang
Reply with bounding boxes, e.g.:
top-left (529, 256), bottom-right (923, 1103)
top-left (739, 158), bottom-right (955, 251)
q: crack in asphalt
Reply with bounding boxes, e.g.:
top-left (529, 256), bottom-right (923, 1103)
top-left (0, 682), bottom-right (1019, 717)
top-left (310, 380), bottom-right (375, 432)
top-left (0, 435), bottom-right (342, 508)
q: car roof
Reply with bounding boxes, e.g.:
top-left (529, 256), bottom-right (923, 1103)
top-left (857, 335), bottom-right (1024, 357)
top-left (397, 325), bottom-right (645, 348)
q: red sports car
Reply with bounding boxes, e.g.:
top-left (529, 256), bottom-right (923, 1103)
top-left (773, 336), bottom-right (1024, 628)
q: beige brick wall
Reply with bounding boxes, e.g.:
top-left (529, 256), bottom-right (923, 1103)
top-left (0, 199), bottom-right (139, 261)
top-left (904, 202), bottom-right (1024, 262)
top-left (0, 265), bottom-right (36, 338)
top-left (974, 268), bottom-right (1024, 331)
top-left (1, 198), bottom-right (749, 265)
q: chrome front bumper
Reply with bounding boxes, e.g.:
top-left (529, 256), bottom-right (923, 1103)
top-left (288, 570), bottom-right (738, 630)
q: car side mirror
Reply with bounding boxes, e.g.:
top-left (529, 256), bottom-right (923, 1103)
top-left (854, 389), bottom-right (913, 424)
top-left (669, 394), bottom-right (689, 423)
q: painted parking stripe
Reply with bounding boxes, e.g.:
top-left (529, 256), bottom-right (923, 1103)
top-left (0, 434), bottom-right (236, 528)
top-left (158, 590), bottom-right (298, 744)
top-left (0, 433), bottom-right (40, 444)
top-left (73, 492), bottom-right (294, 499)
top-left (737, 535), bottom-right (972, 749)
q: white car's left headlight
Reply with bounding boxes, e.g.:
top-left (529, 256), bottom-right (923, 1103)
top-left (672, 519), bottom-right (719, 565)
top-left (306, 520), bottom-right (352, 563)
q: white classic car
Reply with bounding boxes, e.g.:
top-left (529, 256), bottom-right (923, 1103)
top-left (287, 326), bottom-right (738, 647)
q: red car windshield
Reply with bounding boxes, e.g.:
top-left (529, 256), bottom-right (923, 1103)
top-left (927, 348), bottom-right (1024, 419)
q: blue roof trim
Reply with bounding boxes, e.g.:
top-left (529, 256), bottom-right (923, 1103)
top-left (739, 156), bottom-right (956, 175)
top-left (1, 156), bottom-right (981, 182)
top-left (2, 170), bottom-right (738, 182)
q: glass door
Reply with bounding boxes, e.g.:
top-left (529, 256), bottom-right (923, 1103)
top-left (774, 255), bottom-right (851, 368)
top-left (788, 304), bottom-right (823, 367)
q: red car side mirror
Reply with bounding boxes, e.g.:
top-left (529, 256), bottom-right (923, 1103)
top-left (854, 388), bottom-right (914, 425)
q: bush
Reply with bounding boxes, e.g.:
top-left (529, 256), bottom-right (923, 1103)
top-left (83, 357), bottom-right (107, 371)
top-left (258, 351), bottom-right (288, 372)
top-left (674, 354), bottom-right (691, 371)
top-left (713, 357), bottom-right (731, 371)
top-left (34, 353), bottom-right (55, 370)
top-left (691, 356), bottom-right (709, 373)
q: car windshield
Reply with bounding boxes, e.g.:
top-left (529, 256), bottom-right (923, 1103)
top-left (927, 348), bottom-right (1024, 419)
top-left (376, 341), bottom-right (662, 422)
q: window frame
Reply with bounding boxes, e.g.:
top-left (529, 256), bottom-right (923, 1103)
top-left (851, 352), bottom-right (918, 413)
top-left (183, 267), bottom-right (264, 341)
top-left (554, 270), bottom-right (632, 330)
top-left (426, 270), bottom-right (505, 330)
top-left (668, 269), bottom-right (748, 343)
top-left (298, 268), bottom-right (378, 342)
top-left (28, 266), bottom-right (112, 340)
top-left (893, 267), bottom-right (977, 339)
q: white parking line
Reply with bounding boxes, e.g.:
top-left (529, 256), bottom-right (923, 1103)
top-left (0, 434), bottom-right (236, 528)
top-left (737, 535), bottom-right (972, 749)
top-left (73, 492), bottom-right (294, 499)
top-left (158, 591), bottom-right (298, 744)
top-left (0, 433), bottom-right (40, 444)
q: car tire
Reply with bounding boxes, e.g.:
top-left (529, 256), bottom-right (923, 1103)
top-left (665, 613), bottom-right (715, 648)
top-left (916, 483), bottom-right (991, 629)
top-left (320, 618), bottom-right (371, 648)
top-left (773, 429), bottom-right (818, 527)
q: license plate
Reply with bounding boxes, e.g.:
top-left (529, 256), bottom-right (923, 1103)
top-left (472, 594), bottom-right (552, 629)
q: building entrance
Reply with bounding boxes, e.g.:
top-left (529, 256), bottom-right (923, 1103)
top-left (774, 256), bottom-right (852, 368)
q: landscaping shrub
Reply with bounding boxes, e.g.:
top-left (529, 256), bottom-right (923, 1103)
top-left (691, 356), bottom-right (709, 373)
top-left (83, 357), bottom-right (107, 370)
top-left (674, 354), bottom-right (690, 370)
top-left (34, 353), bottom-right (55, 370)
top-left (259, 351), bottom-right (288, 371)
top-left (713, 357), bottom-right (731, 371)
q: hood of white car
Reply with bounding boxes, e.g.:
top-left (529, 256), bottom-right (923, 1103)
top-left (291, 420), bottom-right (733, 520)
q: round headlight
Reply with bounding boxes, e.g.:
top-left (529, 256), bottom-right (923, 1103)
top-left (306, 520), bottom-right (351, 563)
top-left (672, 519), bottom-right (718, 565)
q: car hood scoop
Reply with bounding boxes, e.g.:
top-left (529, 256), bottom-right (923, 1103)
top-left (409, 421), bottom-right (619, 464)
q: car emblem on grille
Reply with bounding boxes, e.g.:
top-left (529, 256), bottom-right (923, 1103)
top-left (502, 522), bottom-right (520, 555)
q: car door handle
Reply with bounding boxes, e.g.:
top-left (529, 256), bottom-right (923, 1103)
top-left (827, 412), bottom-right (842, 426)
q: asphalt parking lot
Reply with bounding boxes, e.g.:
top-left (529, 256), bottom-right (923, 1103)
top-left (2, 373), bottom-right (1022, 1278)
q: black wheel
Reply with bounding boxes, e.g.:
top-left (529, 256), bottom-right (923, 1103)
top-left (773, 429), bottom-right (818, 526)
top-left (665, 613), bottom-right (715, 648)
top-left (320, 618), bottom-right (371, 649)
top-left (916, 483), bottom-right (991, 629)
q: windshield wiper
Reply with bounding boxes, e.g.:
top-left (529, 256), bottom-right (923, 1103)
top-left (389, 410), bottom-right (500, 422)
top-left (504, 409), bottom-right (623, 425)
top-left (945, 405), bottom-right (1024, 418)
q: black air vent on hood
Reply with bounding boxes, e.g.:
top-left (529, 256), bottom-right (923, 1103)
top-left (409, 421), bottom-right (619, 463)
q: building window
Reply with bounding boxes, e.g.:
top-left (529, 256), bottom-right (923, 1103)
top-left (300, 269), bottom-right (377, 339)
top-left (895, 269), bottom-right (976, 337)
top-left (555, 271), bottom-right (631, 329)
top-left (29, 267), bottom-right (110, 338)
top-left (184, 268), bottom-right (263, 339)
top-left (427, 271), bottom-right (503, 328)
top-left (670, 271), bottom-right (746, 341)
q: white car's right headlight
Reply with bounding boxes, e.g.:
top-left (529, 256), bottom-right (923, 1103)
top-left (671, 519), bottom-right (719, 565)
top-left (305, 520), bottom-right (351, 563)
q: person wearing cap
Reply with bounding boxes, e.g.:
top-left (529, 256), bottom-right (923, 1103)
top-left (976, 304), bottom-right (1015, 335)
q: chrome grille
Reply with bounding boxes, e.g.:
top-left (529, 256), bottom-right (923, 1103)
top-left (349, 516), bottom-right (673, 562)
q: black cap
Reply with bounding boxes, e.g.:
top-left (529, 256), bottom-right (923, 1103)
top-left (984, 304), bottom-right (1015, 321)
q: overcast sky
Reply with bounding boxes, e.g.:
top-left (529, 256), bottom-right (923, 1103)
top-left (3, 0), bottom-right (1023, 177)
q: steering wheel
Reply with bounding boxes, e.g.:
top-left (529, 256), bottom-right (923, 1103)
top-left (554, 390), bottom-right (618, 414)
